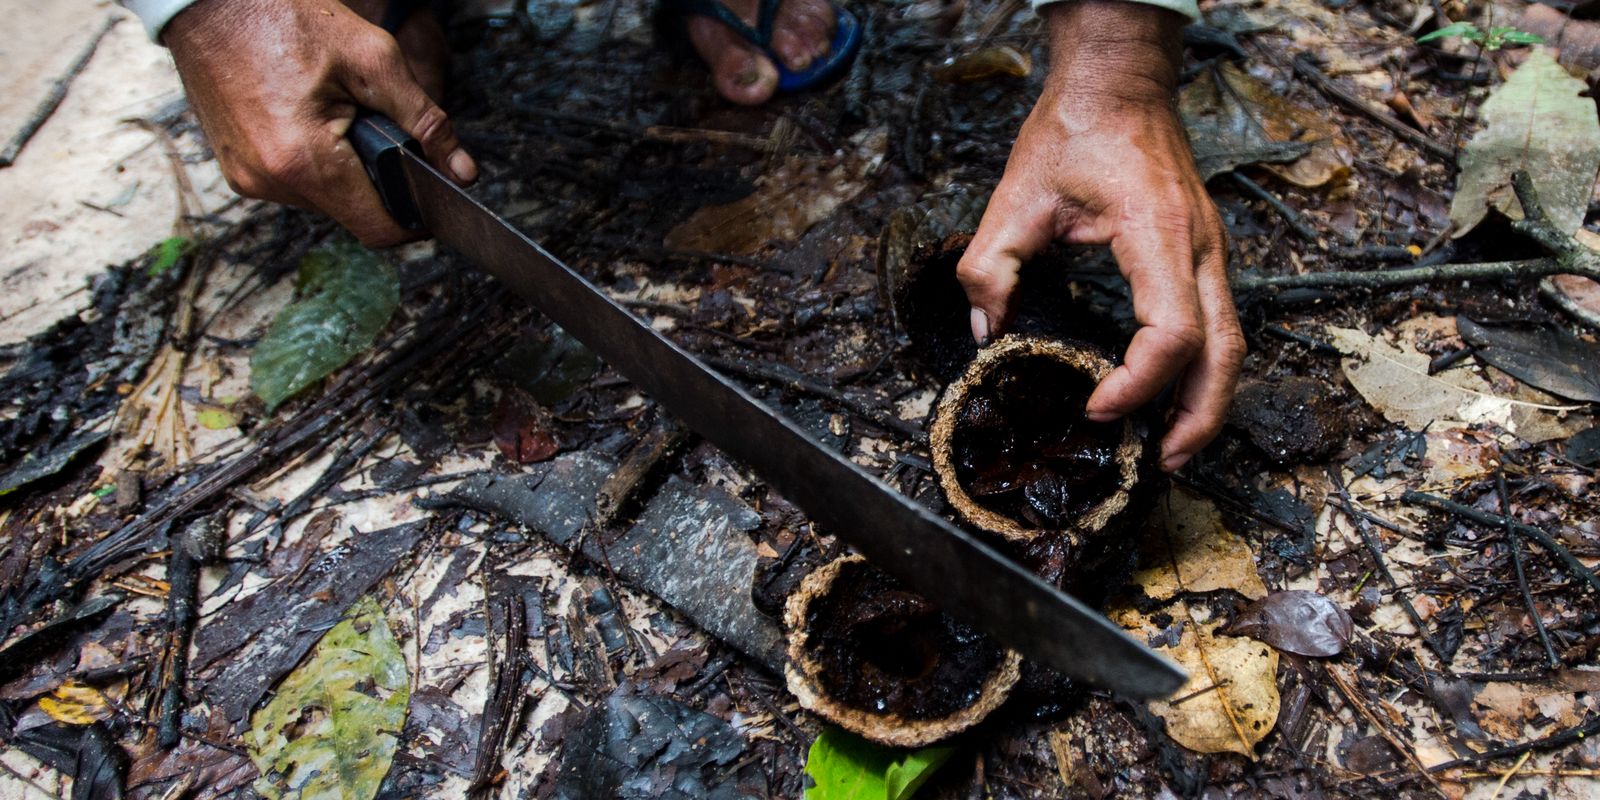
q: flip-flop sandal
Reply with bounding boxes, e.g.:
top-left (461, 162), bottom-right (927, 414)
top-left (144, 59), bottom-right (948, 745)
top-left (659, 0), bottom-right (863, 93)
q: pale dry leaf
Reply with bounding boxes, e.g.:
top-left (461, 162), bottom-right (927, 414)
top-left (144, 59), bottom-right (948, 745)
top-left (665, 128), bottom-right (887, 256)
top-left (1135, 610), bottom-right (1281, 758)
top-left (1132, 487), bottom-right (1268, 601)
top-left (1450, 48), bottom-right (1600, 237)
top-left (1327, 326), bottom-right (1581, 442)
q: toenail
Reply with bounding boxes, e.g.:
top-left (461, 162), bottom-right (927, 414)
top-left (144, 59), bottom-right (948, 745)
top-left (736, 65), bottom-right (761, 86)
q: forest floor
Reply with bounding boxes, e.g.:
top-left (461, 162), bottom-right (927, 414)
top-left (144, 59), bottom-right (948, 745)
top-left (2, 0), bottom-right (1600, 798)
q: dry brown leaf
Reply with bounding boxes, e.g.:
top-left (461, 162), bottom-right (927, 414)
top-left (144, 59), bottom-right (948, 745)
top-left (1205, 62), bottom-right (1353, 188)
top-left (1114, 604), bottom-right (1281, 758)
top-left (1133, 487), bottom-right (1268, 602)
top-left (1327, 326), bottom-right (1584, 443)
top-left (664, 128), bottom-right (887, 256)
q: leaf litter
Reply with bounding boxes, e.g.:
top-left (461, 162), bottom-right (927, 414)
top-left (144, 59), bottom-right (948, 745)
top-left (6, 1), bottom-right (1600, 799)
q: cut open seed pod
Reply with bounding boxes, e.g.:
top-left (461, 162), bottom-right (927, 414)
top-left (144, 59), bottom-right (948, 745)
top-left (930, 336), bottom-right (1146, 544)
top-left (783, 555), bottom-right (1021, 747)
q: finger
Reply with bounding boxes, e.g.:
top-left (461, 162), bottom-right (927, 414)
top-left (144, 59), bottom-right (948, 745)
top-left (956, 181), bottom-right (1056, 343)
top-left (341, 34), bottom-right (477, 185)
top-left (1160, 229), bottom-right (1244, 470)
top-left (1085, 207), bottom-right (1203, 422)
top-left (302, 124), bottom-right (422, 247)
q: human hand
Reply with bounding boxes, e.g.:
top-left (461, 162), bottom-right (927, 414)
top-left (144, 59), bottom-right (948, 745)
top-left (957, 0), bottom-right (1244, 472)
top-left (165, 0), bottom-right (477, 246)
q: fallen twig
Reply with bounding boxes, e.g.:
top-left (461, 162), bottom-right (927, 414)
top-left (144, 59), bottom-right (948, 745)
top-left (1498, 471), bottom-right (1562, 670)
top-left (1233, 173), bottom-right (1600, 332)
top-left (0, 17), bottom-right (119, 167)
top-left (1292, 54), bottom-right (1455, 162)
top-left (1330, 470), bottom-right (1451, 664)
top-left (1324, 663), bottom-right (1449, 796)
top-left (1402, 490), bottom-right (1600, 595)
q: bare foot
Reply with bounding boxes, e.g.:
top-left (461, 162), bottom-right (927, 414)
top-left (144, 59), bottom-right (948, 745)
top-left (341, 0), bottom-right (450, 101)
top-left (686, 0), bottom-right (838, 105)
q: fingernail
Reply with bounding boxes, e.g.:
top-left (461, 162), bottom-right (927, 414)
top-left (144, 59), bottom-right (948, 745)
top-left (735, 62), bottom-right (762, 87)
top-left (448, 148), bottom-right (478, 183)
top-left (1161, 452), bottom-right (1190, 472)
top-left (1086, 410), bottom-right (1119, 423)
top-left (970, 308), bottom-right (990, 345)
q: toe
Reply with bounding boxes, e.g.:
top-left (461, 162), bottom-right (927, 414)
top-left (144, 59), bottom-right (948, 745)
top-left (688, 15), bottom-right (780, 105)
top-left (771, 27), bottom-right (816, 71)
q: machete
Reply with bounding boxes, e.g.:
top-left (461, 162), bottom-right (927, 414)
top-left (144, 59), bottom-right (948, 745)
top-left (350, 114), bottom-right (1186, 699)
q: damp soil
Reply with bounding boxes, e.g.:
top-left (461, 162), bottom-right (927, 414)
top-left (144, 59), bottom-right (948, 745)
top-left (804, 560), bottom-right (1004, 721)
top-left (951, 355), bottom-right (1123, 529)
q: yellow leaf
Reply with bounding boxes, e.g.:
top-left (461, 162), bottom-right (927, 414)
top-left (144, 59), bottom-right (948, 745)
top-left (39, 680), bottom-right (111, 725)
top-left (196, 406), bottom-right (238, 430)
top-left (1131, 488), bottom-right (1268, 602)
top-left (1115, 604), bottom-right (1280, 758)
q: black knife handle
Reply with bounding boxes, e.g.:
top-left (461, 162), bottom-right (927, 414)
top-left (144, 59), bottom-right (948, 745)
top-left (349, 113), bottom-right (426, 231)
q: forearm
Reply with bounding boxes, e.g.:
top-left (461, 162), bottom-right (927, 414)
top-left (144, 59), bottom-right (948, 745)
top-left (1041, 0), bottom-right (1187, 110)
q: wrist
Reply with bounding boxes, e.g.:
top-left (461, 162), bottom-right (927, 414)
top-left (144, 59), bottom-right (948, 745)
top-left (1040, 0), bottom-right (1184, 110)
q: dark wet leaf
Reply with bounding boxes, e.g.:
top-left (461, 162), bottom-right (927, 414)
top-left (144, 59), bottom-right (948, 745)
top-left (0, 428), bottom-right (109, 496)
top-left (250, 241), bottom-right (400, 411)
top-left (1223, 590), bottom-right (1354, 657)
top-left (804, 726), bottom-right (957, 800)
top-left (491, 390), bottom-right (560, 464)
top-left (550, 689), bottom-right (760, 800)
top-left (1567, 426), bottom-right (1600, 467)
top-left (1178, 63), bottom-right (1322, 182)
top-left (496, 325), bottom-right (601, 406)
top-left (1458, 317), bottom-right (1600, 402)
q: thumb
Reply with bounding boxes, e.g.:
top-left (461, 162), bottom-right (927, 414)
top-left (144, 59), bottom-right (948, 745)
top-left (344, 38), bottom-right (478, 185)
top-left (955, 190), bottom-right (1056, 343)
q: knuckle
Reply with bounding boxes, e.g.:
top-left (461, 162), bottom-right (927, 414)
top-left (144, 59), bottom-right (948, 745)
top-left (410, 104), bottom-right (452, 146)
top-left (256, 146), bottom-right (312, 186)
top-left (1154, 322), bottom-right (1206, 357)
top-left (1214, 327), bottom-right (1248, 368)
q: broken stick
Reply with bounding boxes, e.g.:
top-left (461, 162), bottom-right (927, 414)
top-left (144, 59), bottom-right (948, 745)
top-left (0, 17), bottom-right (120, 168)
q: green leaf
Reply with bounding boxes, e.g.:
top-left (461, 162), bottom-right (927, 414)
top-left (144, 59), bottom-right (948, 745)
top-left (1417, 21), bottom-right (1480, 44)
top-left (249, 241), bottom-right (400, 411)
top-left (1496, 29), bottom-right (1546, 46)
top-left (804, 728), bottom-right (957, 800)
top-left (247, 595), bottom-right (409, 800)
top-left (148, 236), bottom-right (191, 277)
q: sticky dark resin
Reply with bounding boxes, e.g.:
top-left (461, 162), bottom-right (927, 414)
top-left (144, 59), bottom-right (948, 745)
top-left (805, 561), bottom-right (1004, 720)
top-left (951, 356), bottom-right (1122, 529)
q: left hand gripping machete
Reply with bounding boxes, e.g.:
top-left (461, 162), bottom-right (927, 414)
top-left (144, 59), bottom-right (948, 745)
top-left (349, 114), bottom-right (1186, 698)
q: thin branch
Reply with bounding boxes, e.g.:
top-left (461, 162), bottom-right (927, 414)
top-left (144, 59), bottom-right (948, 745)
top-left (0, 17), bottom-right (120, 167)
top-left (1292, 54), bottom-right (1455, 162)
top-left (1402, 490), bottom-right (1600, 595)
top-left (1498, 471), bottom-right (1562, 670)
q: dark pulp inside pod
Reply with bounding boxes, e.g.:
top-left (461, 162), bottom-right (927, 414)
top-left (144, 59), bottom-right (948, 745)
top-left (951, 355), bottom-right (1123, 529)
top-left (806, 561), bottom-right (1004, 720)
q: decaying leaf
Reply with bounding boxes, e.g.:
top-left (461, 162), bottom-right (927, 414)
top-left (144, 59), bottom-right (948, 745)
top-left (250, 241), bottom-right (401, 412)
top-left (38, 679), bottom-right (113, 725)
top-left (1450, 48), bottom-right (1600, 237)
top-left (931, 46), bottom-right (1031, 83)
top-left (1115, 604), bottom-right (1281, 758)
top-left (1327, 325), bottom-right (1583, 442)
top-left (1133, 487), bottom-right (1269, 602)
top-left (803, 727), bottom-right (957, 800)
top-left (1456, 317), bottom-right (1600, 403)
top-left (246, 595), bottom-right (409, 800)
top-left (1179, 62), bottom-right (1351, 187)
top-left (1223, 590), bottom-right (1354, 657)
top-left (665, 128), bottom-right (887, 256)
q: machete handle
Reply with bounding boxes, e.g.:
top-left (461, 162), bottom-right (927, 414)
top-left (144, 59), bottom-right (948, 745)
top-left (349, 113), bottom-right (426, 231)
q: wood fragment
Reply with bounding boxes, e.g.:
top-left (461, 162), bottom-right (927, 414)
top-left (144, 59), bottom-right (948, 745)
top-left (594, 420), bottom-right (689, 528)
